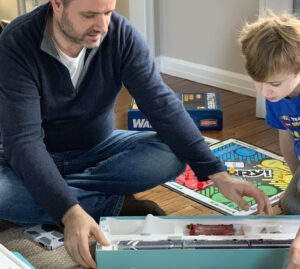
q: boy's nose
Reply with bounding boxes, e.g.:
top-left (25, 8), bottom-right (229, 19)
top-left (261, 83), bottom-right (272, 97)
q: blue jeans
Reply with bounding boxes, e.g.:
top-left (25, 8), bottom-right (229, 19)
top-left (0, 130), bottom-right (185, 225)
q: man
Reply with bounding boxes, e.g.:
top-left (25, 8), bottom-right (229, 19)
top-left (0, 0), bottom-right (271, 268)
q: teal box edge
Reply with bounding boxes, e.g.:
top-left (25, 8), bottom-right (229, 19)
top-left (12, 252), bottom-right (35, 269)
top-left (96, 215), bottom-right (297, 269)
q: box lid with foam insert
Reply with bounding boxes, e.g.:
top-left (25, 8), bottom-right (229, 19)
top-left (96, 215), bottom-right (299, 269)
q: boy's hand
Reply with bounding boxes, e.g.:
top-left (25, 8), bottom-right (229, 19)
top-left (209, 171), bottom-right (272, 215)
top-left (62, 204), bottom-right (110, 268)
top-left (286, 228), bottom-right (300, 269)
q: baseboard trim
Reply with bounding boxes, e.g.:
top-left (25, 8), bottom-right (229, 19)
top-left (155, 56), bottom-right (255, 97)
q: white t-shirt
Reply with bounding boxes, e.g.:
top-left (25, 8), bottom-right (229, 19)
top-left (54, 43), bottom-right (87, 88)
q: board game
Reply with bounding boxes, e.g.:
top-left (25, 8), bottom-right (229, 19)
top-left (164, 138), bottom-right (292, 215)
top-left (128, 92), bottom-right (223, 131)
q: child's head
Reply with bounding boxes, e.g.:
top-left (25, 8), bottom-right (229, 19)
top-left (239, 10), bottom-right (300, 101)
top-left (239, 10), bottom-right (300, 83)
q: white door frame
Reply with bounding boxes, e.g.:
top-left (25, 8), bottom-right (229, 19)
top-left (129, 0), bottom-right (155, 57)
top-left (17, 0), bottom-right (26, 15)
top-left (17, 0), bottom-right (40, 15)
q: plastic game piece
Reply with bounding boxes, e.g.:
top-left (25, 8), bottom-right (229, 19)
top-left (185, 178), bottom-right (198, 190)
top-left (197, 182), bottom-right (206, 190)
top-left (181, 169), bottom-right (198, 190)
top-left (228, 167), bottom-right (235, 174)
top-left (278, 171), bottom-right (289, 183)
top-left (189, 224), bottom-right (235, 236)
top-left (197, 179), bottom-right (214, 190)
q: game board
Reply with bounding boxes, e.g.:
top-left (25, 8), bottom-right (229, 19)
top-left (164, 138), bottom-right (292, 215)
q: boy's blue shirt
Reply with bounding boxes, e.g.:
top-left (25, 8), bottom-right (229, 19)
top-left (0, 3), bottom-right (224, 222)
top-left (266, 95), bottom-right (300, 159)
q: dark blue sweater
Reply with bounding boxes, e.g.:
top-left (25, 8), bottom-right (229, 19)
top-left (0, 3), bottom-right (224, 223)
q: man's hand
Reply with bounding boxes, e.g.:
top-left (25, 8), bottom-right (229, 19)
top-left (62, 204), bottom-right (110, 268)
top-left (286, 228), bottom-right (300, 269)
top-left (209, 171), bottom-right (272, 215)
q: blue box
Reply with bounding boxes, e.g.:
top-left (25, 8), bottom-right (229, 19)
top-left (128, 92), bottom-right (223, 131)
top-left (96, 215), bottom-right (298, 269)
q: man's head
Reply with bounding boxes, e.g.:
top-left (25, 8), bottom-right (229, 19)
top-left (60, 0), bottom-right (73, 7)
top-left (51, 0), bottom-right (116, 49)
top-left (238, 10), bottom-right (300, 101)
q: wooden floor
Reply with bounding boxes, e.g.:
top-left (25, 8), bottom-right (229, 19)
top-left (115, 73), bottom-right (282, 216)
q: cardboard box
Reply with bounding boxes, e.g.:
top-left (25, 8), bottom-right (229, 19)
top-left (96, 215), bottom-right (298, 269)
top-left (0, 244), bottom-right (35, 269)
top-left (128, 92), bottom-right (223, 131)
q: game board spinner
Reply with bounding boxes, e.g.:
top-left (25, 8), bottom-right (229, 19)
top-left (164, 138), bottom-right (292, 215)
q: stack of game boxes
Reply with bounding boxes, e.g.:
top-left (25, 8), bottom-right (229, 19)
top-left (128, 92), bottom-right (223, 131)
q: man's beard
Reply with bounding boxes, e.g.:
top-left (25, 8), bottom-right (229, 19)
top-left (57, 9), bottom-right (104, 48)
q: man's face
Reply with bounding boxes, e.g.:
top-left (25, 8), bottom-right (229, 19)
top-left (56, 0), bottom-right (116, 48)
top-left (254, 72), bottom-right (300, 102)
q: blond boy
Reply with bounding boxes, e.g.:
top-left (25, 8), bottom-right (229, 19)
top-left (239, 10), bottom-right (300, 269)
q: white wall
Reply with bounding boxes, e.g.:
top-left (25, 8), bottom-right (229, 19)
top-left (0, 0), bottom-right (48, 20)
top-left (0, 0), bottom-right (130, 22)
top-left (116, 0), bottom-right (129, 19)
top-left (153, 0), bottom-right (260, 97)
top-left (150, 0), bottom-right (293, 99)
top-left (0, 0), bottom-right (18, 21)
top-left (158, 0), bottom-right (259, 75)
top-left (264, 0), bottom-right (293, 13)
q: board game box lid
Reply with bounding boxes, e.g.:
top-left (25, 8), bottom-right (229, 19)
top-left (0, 244), bottom-right (35, 269)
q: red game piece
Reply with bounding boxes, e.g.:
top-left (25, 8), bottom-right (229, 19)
top-left (185, 178), bottom-right (198, 190)
top-left (197, 181), bottom-right (206, 190)
top-left (189, 224), bottom-right (235, 236)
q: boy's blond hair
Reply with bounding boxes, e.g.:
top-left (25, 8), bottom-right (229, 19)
top-left (239, 10), bottom-right (300, 82)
